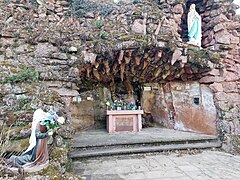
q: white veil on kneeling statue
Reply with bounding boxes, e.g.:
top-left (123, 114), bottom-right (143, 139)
top-left (24, 109), bottom-right (46, 154)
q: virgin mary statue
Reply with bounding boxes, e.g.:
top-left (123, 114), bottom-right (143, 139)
top-left (188, 4), bottom-right (202, 47)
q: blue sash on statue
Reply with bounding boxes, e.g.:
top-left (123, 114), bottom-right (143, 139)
top-left (188, 17), bottom-right (199, 40)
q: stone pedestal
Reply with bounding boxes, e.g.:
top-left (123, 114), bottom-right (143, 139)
top-left (106, 110), bottom-right (144, 133)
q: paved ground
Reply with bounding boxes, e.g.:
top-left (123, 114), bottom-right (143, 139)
top-left (73, 150), bottom-right (240, 180)
top-left (72, 128), bottom-right (217, 147)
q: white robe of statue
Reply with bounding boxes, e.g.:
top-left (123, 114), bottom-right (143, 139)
top-left (187, 4), bottom-right (202, 47)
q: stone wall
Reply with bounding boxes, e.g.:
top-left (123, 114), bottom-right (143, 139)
top-left (197, 0), bottom-right (240, 151)
top-left (142, 82), bottom-right (217, 135)
top-left (0, 0), bottom-right (239, 152)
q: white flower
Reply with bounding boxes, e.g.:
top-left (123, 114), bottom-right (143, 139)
top-left (57, 117), bottom-right (65, 124)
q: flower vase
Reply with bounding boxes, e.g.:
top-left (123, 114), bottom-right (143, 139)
top-left (117, 106), bottom-right (122, 110)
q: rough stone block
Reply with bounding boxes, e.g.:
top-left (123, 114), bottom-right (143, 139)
top-left (209, 82), bottom-right (223, 92)
top-left (51, 52), bottom-right (68, 60)
top-left (5, 47), bottom-right (13, 58)
top-left (222, 82), bottom-right (238, 93)
top-left (0, 55), bottom-right (4, 61)
top-left (213, 14), bottom-right (229, 24)
top-left (208, 69), bottom-right (220, 76)
top-left (172, 4), bottom-right (183, 14)
top-left (51, 88), bottom-right (79, 97)
top-left (15, 44), bottom-right (31, 54)
top-left (82, 51), bottom-right (97, 63)
top-left (226, 21), bottom-right (240, 30)
top-left (68, 67), bottom-right (79, 78)
top-left (199, 76), bottom-right (224, 83)
top-left (223, 70), bottom-right (239, 81)
top-left (215, 92), bottom-right (240, 102)
top-left (215, 30), bottom-right (231, 44)
top-left (230, 36), bottom-right (240, 44)
top-left (171, 49), bottom-right (182, 65)
top-left (34, 43), bottom-right (58, 58)
top-left (214, 23), bottom-right (225, 32)
top-left (132, 19), bottom-right (146, 35)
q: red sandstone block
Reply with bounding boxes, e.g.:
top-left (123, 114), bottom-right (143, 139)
top-left (222, 82), bottom-right (238, 93)
top-left (223, 70), bottom-right (239, 81)
top-left (199, 76), bottom-right (225, 83)
top-left (230, 36), bottom-right (239, 44)
top-left (215, 92), bottom-right (239, 102)
top-left (215, 30), bottom-right (231, 44)
top-left (214, 23), bottom-right (225, 32)
top-left (55, 7), bottom-right (63, 13)
top-left (209, 82), bottom-right (223, 93)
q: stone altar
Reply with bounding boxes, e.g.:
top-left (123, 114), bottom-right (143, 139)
top-left (106, 110), bottom-right (144, 133)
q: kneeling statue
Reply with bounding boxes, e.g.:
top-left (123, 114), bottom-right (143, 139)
top-left (8, 109), bottom-right (64, 170)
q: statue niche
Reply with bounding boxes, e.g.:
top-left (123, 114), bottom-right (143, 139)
top-left (187, 4), bottom-right (202, 47)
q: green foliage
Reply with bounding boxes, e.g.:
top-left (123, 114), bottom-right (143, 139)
top-left (132, 0), bottom-right (142, 4)
top-left (68, 0), bottom-right (114, 18)
top-left (208, 51), bottom-right (220, 63)
top-left (188, 49), bottom-right (208, 59)
top-left (3, 67), bottom-right (39, 84)
top-left (40, 164), bottom-right (60, 179)
top-left (99, 31), bottom-right (109, 39)
top-left (17, 98), bottom-right (31, 111)
top-left (93, 19), bottom-right (104, 29)
top-left (29, 0), bottom-right (39, 7)
top-left (188, 48), bottom-right (220, 65)
top-left (3, 0), bottom-right (10, 5)
top-left (20, 139), bottom-right (29, 149)
top-left (15, 121), bottom-right (26, 127)
top-left (188, 49), bottom-right (208, 66)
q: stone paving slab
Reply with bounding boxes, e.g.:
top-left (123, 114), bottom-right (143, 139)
top-left (72, 128), bottom-right (218, 147)
top-left (74, 150), bottom-right (240, 180)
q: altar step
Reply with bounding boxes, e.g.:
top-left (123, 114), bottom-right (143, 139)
top-left (69, 128), bottom-right (221, 160)
top-left (69, 140), bottom-right (221, 160)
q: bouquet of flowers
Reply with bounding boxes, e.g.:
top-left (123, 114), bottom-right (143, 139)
top-left (114, 99), bottom-right (124, 107)
top-left (40, 110), bottom-right (65, 132)
top-left (128, 102), bottom-right (137, 110)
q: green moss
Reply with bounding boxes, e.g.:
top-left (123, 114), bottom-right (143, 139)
top-left (12, 42), bottom-right (19, 48)
top-left (40, 164), bottom-right (60, 179)
top-left (188, 49), bottom-right (207, 62)
top-left (3, 67), bottom-right (39, 84)
top-left (99, 31), bottom-right (109, 39)
top-left (0, 61), bottom-right (13, 67)
top-left (219, 44), bottom-right (233, 50)
top-left (68, 0), bottom-right (113, 18)
top-left (5, 124), bottom-right (31, 140)
top-left (208, 51), bottom-right (220, 63)
top-left (51, 148), bottom-right (64, 160)
top-left (17, 98), bottom-right (31, 111)
top-left (20, 139), bottom-right (29, 149)
top-left (6, 126), bottom-right (22, 135)
top-left (3, 0), bottom-right (10, 5)
top-left (188, 48), bottom-right (221, 67)
top-left (162, 70), bottom-right (170, 79)
top-left (92, 19), bottom-right (104, 29)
